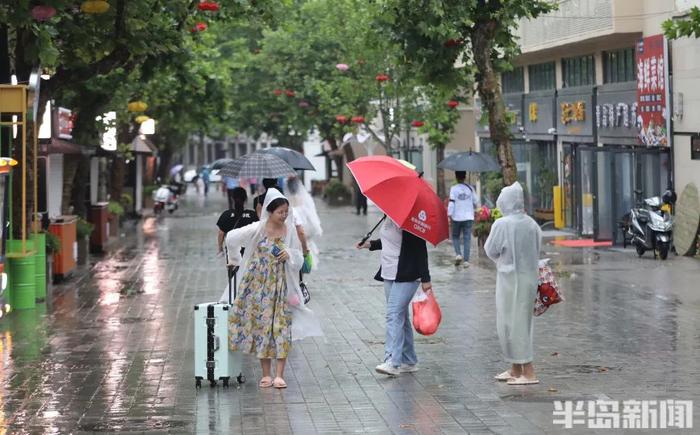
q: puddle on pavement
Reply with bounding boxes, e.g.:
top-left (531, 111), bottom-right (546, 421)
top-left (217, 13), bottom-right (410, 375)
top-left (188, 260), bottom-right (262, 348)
top-left (78, 418), bottom-right (189, 432)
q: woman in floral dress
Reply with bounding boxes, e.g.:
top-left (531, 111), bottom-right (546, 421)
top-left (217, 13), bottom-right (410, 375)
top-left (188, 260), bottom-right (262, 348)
top-left (225, 188), bottom-right (322, 389)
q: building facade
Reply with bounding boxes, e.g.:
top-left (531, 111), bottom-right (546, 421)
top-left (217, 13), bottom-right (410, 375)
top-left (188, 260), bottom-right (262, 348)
top-left (490, 0), bottom-right (700, 242)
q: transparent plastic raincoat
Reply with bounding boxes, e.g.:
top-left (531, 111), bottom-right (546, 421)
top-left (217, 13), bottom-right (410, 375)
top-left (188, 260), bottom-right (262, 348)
top-left (224, 188), bottom-right (323, 341)
top-left (286, 177), bottom-right (323, 267)
top-left (484, 182), bottom-right (542, 364)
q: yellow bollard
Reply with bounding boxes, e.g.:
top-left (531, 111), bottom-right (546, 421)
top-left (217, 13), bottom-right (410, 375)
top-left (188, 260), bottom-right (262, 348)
top-left (553, 186), bottom-right (564, 229)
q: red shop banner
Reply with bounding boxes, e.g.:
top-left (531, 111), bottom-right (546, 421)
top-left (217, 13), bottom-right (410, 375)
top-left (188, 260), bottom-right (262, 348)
top-left (636, 34), bottom-right (670, 147)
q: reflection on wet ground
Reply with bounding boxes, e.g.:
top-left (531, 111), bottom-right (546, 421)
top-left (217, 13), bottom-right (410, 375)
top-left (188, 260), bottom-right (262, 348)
top-left (0, 189), bottom-right (697, 433)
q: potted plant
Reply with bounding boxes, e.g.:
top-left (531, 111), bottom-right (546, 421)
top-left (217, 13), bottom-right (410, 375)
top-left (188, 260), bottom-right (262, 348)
top-left (76, 218), bottom-right (94, 265)
top-left (45, 232), bottom-right (61, 285)
top-left (107, 201), bottom-right (124, 237)
top-left (472, 205), bottom-right (502, 248)
top-left (323, 179), bottom-right (351, 206)
top-left (120, 192), bottom-right (134, 213)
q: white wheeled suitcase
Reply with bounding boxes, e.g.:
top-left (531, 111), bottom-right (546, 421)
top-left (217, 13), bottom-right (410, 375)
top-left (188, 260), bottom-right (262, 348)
top-left (194, 266), bottom-right (245, 388)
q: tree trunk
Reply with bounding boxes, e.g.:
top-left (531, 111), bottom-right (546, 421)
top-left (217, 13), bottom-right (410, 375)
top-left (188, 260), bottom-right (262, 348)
top-left (436, 145), bottom-right (446, 198)
top-left (326, 136), bottom-right (344, 182)
top-left (470, 22), bottom-right (517, 185)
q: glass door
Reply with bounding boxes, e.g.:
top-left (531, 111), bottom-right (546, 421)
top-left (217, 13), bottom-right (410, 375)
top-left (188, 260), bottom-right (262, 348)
top-left (594, 151), bottom-right (614, 241)
top-left (562, 143), bottom-right (576, 229)
top-left (578, 149), bottom-right (594, 236)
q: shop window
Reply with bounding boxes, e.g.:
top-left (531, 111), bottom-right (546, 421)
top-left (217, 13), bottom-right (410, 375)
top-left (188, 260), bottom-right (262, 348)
top-left (528, 62), bottom-right (555, 92)
top-left (562, 55), bottom-right (595, 88)
top-left (692, 135), bottom-right (700, 160)
top-left (603, 48), bottom-right (635, 83)
top-left (502, 67), bottom-right (524, 94)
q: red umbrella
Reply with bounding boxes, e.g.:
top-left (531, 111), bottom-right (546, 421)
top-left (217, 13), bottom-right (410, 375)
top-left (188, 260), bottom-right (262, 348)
top-left (347, 156), bottom-right (449, 246)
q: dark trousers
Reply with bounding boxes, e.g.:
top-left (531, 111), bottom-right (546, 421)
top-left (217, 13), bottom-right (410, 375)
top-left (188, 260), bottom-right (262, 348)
top-left (356, 191), bottom-right (367, 215)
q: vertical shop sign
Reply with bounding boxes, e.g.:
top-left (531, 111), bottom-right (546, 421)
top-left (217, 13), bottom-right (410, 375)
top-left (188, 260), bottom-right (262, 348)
top-left (636, 34), bottom-right (670, 147)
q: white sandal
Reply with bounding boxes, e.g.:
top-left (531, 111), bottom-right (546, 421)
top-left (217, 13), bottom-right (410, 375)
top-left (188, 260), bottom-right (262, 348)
top-left (494, 370), bottom-right (512, 381)
top-left (507, 376), bottom-right (539, 385)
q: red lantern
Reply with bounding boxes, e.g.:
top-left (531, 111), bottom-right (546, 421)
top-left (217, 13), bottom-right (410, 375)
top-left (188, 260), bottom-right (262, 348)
top-left (273, 89), bottom-right (283, 96)
top-left (335, 115), bottom-right (348, 124)
top-left (411, 120), bottom-right (425, 128)
top-left (447, 100), bottom-right (459, 109)
top-left (375, 74), bottom-right (390, 82)
top-left (444, 38), bottom-right (464, 48)
top-left (285, 90), bottom-right (295, 97)
top-left (197, 1), bottom-right (219, 11)
top-left (191, 22), bottom-right (207, 33)
top-left (31, 5), bottom-right (57, 21)
top-left (351, 116), bottom-right (365, 124)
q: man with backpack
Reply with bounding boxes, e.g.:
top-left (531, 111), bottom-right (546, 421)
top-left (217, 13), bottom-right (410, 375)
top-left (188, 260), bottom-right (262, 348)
top-left (448, 171), bottom-right (479, 266)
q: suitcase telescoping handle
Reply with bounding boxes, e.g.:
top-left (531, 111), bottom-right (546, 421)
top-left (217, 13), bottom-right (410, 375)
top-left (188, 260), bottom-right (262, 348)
top-left (224, 246), bottom-right (239, 305)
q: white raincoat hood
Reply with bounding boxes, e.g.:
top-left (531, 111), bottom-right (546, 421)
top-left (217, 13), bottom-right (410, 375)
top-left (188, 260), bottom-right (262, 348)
top-left (496, 181), bottom-right (525, 216)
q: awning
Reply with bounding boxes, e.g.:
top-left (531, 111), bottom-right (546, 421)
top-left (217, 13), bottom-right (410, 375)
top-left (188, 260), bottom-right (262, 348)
top-left (39, 137), bottom-right (84, 155)
top-left (131, 135), bottom-right (158, 155)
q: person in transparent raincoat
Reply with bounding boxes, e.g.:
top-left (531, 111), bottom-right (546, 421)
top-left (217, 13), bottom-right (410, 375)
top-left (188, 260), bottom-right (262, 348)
top-left (225, 188), bottom-right (323, 389)
top-left (286, 176), bottom-right (323, 270)
top-left (484, 182), bottom-right (542, 385)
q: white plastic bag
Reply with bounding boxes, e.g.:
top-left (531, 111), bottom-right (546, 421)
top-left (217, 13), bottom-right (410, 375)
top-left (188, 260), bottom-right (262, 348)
top-left (411, 287), bottom-right (428, 303)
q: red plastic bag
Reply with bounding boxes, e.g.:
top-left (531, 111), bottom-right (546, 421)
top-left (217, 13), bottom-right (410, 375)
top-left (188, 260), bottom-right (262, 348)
top-left (534, 259), bottom-right (564, 316)
top-left (412, 289), bottom-right (442, 335)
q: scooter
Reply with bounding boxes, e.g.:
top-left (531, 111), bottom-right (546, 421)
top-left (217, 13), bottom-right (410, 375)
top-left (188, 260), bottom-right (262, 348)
top-left (153, 185), bottom-right (179, 215)
top-left (620, 190), bottom-right (675, 260)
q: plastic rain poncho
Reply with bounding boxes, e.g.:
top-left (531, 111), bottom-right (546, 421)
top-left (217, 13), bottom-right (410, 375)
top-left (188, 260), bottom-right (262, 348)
top-left (286, 177), bottom-right (323, 268)
top-left (484, 182), bottom-right (542, 364)
top-left (223, 188), bottom-right (323, 341)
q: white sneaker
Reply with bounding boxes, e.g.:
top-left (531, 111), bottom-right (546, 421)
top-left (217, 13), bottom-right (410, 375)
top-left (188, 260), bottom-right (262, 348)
top-left (399, 364), bottom-right (419, 373)
top-left (375, 362), bottom-right (400, 376)
top-left (455, 255), bottom-right (463, 265)
top-left (463, 261), bottom-right (470, 268)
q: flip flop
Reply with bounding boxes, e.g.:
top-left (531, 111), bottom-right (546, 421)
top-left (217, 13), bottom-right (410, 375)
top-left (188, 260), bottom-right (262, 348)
top-left (259, 376), bottom-right (273, 388)
top-left (507, 376), bottom-right (539, 385)
top-left (273, 377), bottom-right (287, 389)
top-left (494, 370), bottom-right (513, 381)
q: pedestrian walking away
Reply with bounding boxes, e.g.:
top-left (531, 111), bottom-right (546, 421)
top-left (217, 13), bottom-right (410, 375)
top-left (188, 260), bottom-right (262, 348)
top-left (201, 166), bottom-right (211, 196)
top-left (484, 182), bottom-right (542, 386)
top-left (356, 217), bottom-right (432, 377)
top-left (448, 171), bottom-right (478, 266)
top-left (354, 182), bottom-right (367, 215)
top-left (225, 188), bottom-right (323, 389)
top-left (223, 176), bottom-right (240, 210)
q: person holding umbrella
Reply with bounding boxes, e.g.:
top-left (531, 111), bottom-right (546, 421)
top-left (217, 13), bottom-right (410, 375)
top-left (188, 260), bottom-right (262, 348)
top-left (349, 156), bottom-right (447, 376)
top-left (448, 171), bottom-right (479, 266)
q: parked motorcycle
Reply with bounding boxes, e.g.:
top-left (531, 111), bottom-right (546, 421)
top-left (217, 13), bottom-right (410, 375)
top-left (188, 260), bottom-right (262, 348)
top-left (153, 185), bottom-right (179, 215)
top-left (620, 190), bottom-right (675, 260)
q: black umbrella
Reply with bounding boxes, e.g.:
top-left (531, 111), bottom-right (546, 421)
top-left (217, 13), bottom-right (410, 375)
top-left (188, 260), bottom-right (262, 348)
top-left (257, 147), bottom-right (315, 171)
top-left (218, 153), bottom-right (297, 179)
top-left (437, 151), bottom-right (501, 172)
top-left (211, 158), bottom-right (235, 170)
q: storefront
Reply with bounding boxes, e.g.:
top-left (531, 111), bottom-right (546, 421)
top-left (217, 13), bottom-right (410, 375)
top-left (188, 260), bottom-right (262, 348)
top-left (557, 86), bottom-right (596, 235)
top-left (594, 82), bottom-right (670, 243)
top-left (522, 90), bottom-right (557, 221)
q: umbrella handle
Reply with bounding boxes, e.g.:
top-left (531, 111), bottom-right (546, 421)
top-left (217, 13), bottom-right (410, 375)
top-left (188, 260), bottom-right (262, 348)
top-left (359, 215), bottom-right (386, 246)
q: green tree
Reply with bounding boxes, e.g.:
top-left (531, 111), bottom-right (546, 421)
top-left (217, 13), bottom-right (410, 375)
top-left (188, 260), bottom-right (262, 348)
top-left (663, 6), bottom-right (700, 39)
top-left (379, 0), bottom-right (556, 185)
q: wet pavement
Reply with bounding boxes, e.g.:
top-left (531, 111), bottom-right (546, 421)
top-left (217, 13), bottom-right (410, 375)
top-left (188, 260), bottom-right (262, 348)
top-left (1, 188), bottom-right (699, 434)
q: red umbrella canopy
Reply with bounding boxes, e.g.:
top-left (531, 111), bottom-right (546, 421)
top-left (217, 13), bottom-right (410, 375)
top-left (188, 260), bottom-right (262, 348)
top-left (347, 156), bottom-right (449, 246)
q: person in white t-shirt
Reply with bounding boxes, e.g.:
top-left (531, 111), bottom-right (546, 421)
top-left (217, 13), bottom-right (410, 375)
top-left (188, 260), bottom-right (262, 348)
top-left (447, 171), bottom-right (479, 266)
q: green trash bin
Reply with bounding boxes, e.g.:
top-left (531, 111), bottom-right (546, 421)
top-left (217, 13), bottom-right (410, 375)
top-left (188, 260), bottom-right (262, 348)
top-left (31, 233), bottom-right (47, 301)
top-left (6, 250), bottom-right (36, 310)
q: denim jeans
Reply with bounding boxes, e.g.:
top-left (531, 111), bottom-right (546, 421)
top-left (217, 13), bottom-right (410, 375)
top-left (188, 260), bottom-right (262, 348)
top-left (383, 280), bottom-right (419, 368)
top-left (451, 220), bottom-right (473, 261)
